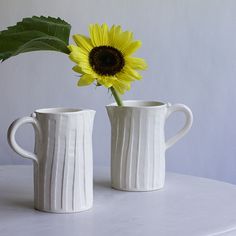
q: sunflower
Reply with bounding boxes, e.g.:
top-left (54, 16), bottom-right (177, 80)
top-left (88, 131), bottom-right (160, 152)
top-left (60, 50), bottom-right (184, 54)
top-left (68, 23), bottom-right (147, 98)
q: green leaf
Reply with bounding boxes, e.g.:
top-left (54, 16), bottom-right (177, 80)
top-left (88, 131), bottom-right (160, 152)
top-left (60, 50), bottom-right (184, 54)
top-left (0, 16), bottom-right (71, 61)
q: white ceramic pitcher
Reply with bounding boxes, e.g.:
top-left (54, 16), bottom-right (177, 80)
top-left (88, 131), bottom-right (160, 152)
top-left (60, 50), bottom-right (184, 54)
top-left (8, 108), bottom-right (95, 213)
top-left (106, 101), bottom-right (193, 191)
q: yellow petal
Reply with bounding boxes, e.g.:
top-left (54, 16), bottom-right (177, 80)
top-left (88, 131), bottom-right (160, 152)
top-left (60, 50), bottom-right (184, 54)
top-left (68, 44), bottom-right (80, 53)
top-left (89, 23), bottom-right (109, 46)
top-left (69, 51), bottom-right (80, 63)
top-left (114, 32), bottom-right (133, 52)
top-left (117, 72), bottom-right (135, 82)
top-left (125, 57), bottom-right (148, 70)
top-left (109, 25), bottom-right (121, 38)
top-left (109, 25), bottom-right (134, 53)
top-left (89, 24), bottom-right (99, 46)
top-left (75, 46), bottom-right (89, 56)
top-left (123, 40), bottom-right (142, 56)
top-left (77, 74), bottom-right (95, 86)
top-left (68, 44), bottom-right (89, 64)
top-left (73, 34), bottom-right (92, 51)
top-left (124, 66), bottom-right (142, 80)
top-left (112, 79), bottom-right (131, 94)
top-left (101, 23), bottom-right (109, 45)
top-left (69, 51), bottom-right (88, 64)
top-left (77, 62), bottom-right (95, 74)
top-left (73, 65), bottom-right (84, 74)
top-left (109, 25), bottom-right (121, 46)
top-left (97, 76), bottom-right (114, 88)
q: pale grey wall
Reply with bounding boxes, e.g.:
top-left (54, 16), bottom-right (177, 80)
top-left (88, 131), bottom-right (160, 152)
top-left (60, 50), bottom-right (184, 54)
top-left (0, 0), bottom-right (236, 184)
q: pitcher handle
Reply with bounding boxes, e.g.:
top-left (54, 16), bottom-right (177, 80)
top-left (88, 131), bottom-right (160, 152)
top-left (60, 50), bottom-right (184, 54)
top-left (165, 104), bottom-right (193, 150)
top-left (7, 113), bottom-right (42, 164)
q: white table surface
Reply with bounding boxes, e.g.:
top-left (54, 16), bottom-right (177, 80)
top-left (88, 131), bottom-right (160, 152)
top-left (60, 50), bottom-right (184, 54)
top-left (1, 166), bottom-right (236, 236)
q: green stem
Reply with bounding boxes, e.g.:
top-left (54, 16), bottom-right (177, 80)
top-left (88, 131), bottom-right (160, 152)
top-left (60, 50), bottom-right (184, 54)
top-left (110, 87), bottom-right (123, 106)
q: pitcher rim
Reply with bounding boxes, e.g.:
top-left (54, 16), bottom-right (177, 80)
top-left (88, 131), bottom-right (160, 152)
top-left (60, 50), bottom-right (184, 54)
top-left (106, 100), bottom-right (169, 109)
top-left (35, 107), bottom-right (96, 115)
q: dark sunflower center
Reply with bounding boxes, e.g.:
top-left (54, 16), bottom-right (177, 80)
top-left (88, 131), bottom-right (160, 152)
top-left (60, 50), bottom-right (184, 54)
top-left (89, 46), bottom-right (124, 76)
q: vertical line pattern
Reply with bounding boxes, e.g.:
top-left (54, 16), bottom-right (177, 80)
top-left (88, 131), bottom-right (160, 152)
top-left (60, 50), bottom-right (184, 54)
top-left (136, 110), bottom-right (142, 189)
top-left (49, 132), bottom-right (55, 210)
top-left (72, 129), bottom-right (77, 211)
top-left (83, 114), bottom-right (87, 207)
top-left (126, 110), bottom-right (133, 189)
top-left (50, 116), bottom-right (63, 211)
top-left (64, 120), bottom-right (73, 211)
top-left (119, 114), bottom-right (127, 188)
top-left (152, 114), bottom-right (157, 188)
top-left (147, 112), bottom-right (155, 189)
top-left (110, 114), bottom-right (115, 184)
top-left (61, 136), bottom-right (67, 209)
top-left (48, 119), bottom-right (56, 210)
top-left (112, 114), bottom-right (119, 186)
top-left (41, 118), bottom-right (52, 210)
top-left (142, 113), bottom-right (147, 189)
top-left (145, 112), bottom-right (150, 189)
top-left (123, 115), bottom-right (130, 189)
top-left (78, 115), bottom-right (83, 208)
top-left (35, 111), bottom-right (94, 212)
top-left (110, 108), bottom-right (166, 191)
top-left (73, 127), bottom-right (79, 211)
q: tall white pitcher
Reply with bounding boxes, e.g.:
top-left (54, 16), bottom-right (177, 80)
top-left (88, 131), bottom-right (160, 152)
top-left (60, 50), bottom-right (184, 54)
top-left (106, 101), bottom-right (193, 191)
top-left (8, 108), bottom-right (95, 213)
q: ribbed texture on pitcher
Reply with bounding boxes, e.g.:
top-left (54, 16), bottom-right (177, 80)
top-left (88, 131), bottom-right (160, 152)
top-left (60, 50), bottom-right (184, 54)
top-left (108, 108), bottom-right (166, 191)
top-left (34, 112), bottom-right (94, 213)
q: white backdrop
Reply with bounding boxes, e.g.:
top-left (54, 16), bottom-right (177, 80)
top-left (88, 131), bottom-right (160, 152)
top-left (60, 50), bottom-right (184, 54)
top-left (0, 0), bottom-right (236, 184)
